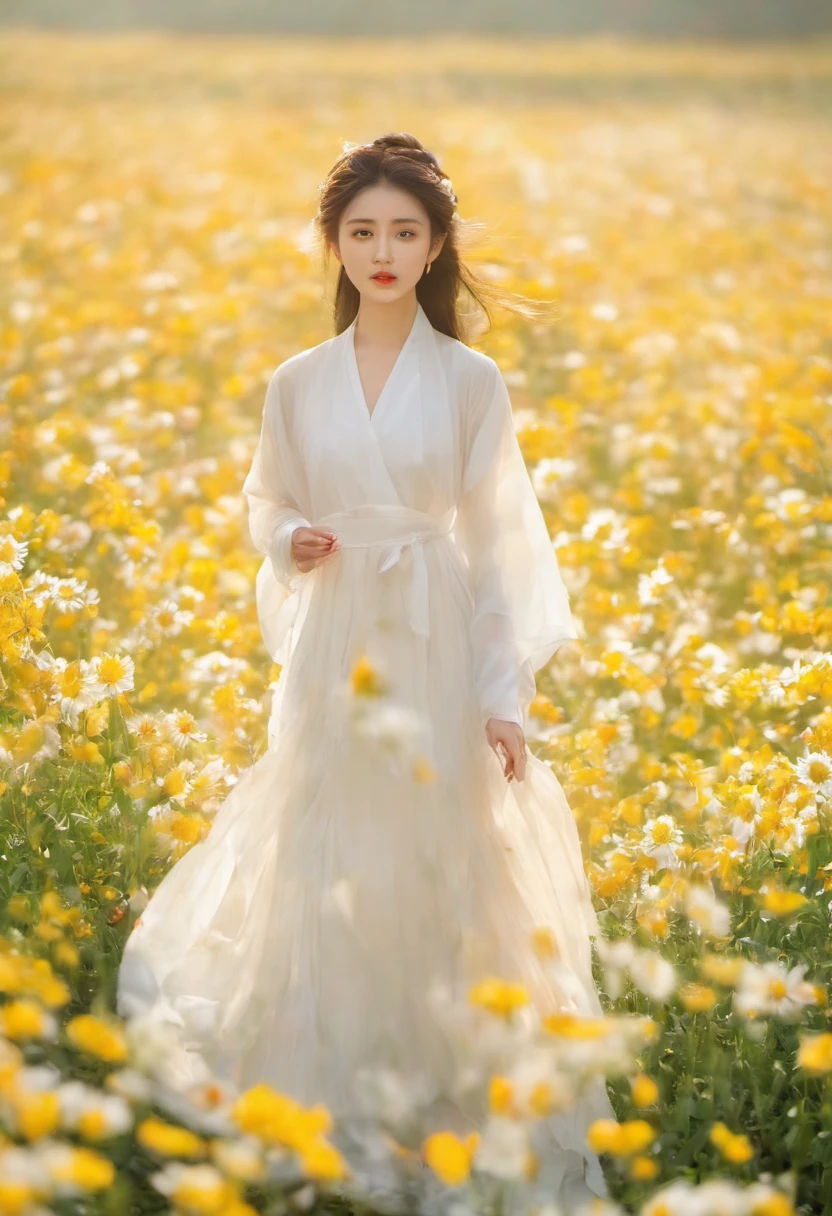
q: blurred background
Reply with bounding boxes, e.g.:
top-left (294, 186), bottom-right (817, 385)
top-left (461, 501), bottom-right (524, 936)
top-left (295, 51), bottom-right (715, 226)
top-left (2, 4), bottom-right (832, 1213)
top-left (2, 0), bottom-right (832, 36)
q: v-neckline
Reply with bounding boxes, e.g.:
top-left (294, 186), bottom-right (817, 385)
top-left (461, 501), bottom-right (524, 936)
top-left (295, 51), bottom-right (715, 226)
top-left (346, 302), bottom-right (423, 428)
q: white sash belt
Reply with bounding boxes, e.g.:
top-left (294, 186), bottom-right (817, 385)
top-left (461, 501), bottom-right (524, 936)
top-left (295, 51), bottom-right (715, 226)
top-left (313, 503), bottom-right (458, 638)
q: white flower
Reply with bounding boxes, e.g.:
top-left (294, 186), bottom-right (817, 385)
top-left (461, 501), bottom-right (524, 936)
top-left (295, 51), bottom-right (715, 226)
top-left (150, 1161), bottom-right (226, 1199)
top-left (353, 1064), bottom-right (433, 1131)
top-left (58, 1080), bottom-right (133, 1138)
top-left (780, 804), bottom-right (819, 854)
top-left (105, 1067), bottom-right (154, 1104)
top-left (628, 949), bottom-right (678, 1003)
top-left (684, 883), bottom-right (732, 939)
top-left (593, 936), bottom-right (636, 1001)
top-left (733, 960), bottom-right (817, 1022)
top-left (729, 816), bottom-right (756, 849)
top-left (591, 301), bottom-right (619, 322)
top-left (795, 750), bottom-right (832, 796)
top-left (86, 651), bottom-right (135, 699)
top-left (211, 1135), bottom-right (266, 1182)
top-left (474, 1113), bottom-right (531, 1180)
top-left (641, 815), bottom-right (684, 869)
top-left (506, 1047), bottom-right (575, 1117)
top-left (162, 710), bottom-right (207, 749)
top-left (0, 533), bottom-right (29, 576)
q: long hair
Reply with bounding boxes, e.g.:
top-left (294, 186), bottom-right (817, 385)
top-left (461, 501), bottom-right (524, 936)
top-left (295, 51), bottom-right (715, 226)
top-left (314, 132), bottom-right (560, 344)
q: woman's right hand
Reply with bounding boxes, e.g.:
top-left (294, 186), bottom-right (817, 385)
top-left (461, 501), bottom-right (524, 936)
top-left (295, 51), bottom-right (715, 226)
top-left (291, 526), bottom-right (341, 573)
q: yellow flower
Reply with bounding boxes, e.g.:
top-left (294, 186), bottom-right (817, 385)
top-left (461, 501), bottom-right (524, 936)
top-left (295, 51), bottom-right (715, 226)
top-left (488, 1075), bottom-right (515, 1116)
top-left (169, 812), bottom-right (207, 843)
top-left (679, 983), bottom-right (718, 1012)
top-left (469, 977), bottom-right (529, 1018)
top-left (0, 999), bottom-right (48, 1041)
top-left (298, 1137), bottom-right (350, 1181)
top-left (65, 1014), bottom-right (128, 1063)
top-left (0, 954), bottom-right (26, 995)
top-left (710, 1121), bottom-right (754, 1164)
top-left (161, 766), bottom-right (190, 798)
top-left (422, 1131), bottom-right (479, 1186)
top-left (172, 1173), bottom-right (234, 1213)
top-left (587, 1118), bottom-right (656, 1156)
top-left (69, 740), bottom-right (105, 764)
top-left (34, 922), bottom-right (62, 944)
top-left (40, 891), bottom-right (72, 924)
top-left (16, 1091), bottom-right (61, 1141)
top-left (542, 1012), bottom-right (610, 1039)
top-left (78, 1109), bottom-right (109, 1140)
top-left (796, 1032), bottom-right (832, 1075)
top-left (530, 926), bottom-right (559, 959)
top-left (529, 1081), bottom-right (556, 1116)
top-left (630, 1074), bottom-right (659, 1108)
top-left (620, 1120), bottom-right (657, 1154)
top-left (137, 1116), bottom-right (207, 1159)
top-left (29, 972), bottom-right (71, 1009)
top-left (669, 712), bottom-right (699, 740)
top-left (231, 1084), bottom-right (332, 1152)
top-left (700, 953), bottom-right (744, 987)
top-left (49, 1147), bottom-right (115, 1191)
top-left (749, 1194), bottom-right (796, 1216)
top-left (638, 908), bottom-right (669, 939)
top-left (629, 1154), bottom-right (659, 1180)
top-left (53, 941), bottom-right (80, 969)
top-left (5, 896), bottom-right (30, 924)
top-left (760, 886), bottom-right (808, 917)
top-left (0, 1180), bottom-right (39, 1213)
top-left (350, 654), bottom-right (383, 696)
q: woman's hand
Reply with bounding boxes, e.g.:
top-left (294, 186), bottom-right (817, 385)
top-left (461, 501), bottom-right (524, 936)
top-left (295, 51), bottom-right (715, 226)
top-left (485, 718), bottom-right (527, 783)
top-left (291, 526), bottom-right (341, 573)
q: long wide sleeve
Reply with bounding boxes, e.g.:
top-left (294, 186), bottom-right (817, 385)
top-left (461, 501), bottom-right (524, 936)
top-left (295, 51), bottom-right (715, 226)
top-left (242, 368), bottom-right (312, 665)
top-left (456, 356), bottom-right (579, 729)
top-left (242, 370), bottom-right (312, 592)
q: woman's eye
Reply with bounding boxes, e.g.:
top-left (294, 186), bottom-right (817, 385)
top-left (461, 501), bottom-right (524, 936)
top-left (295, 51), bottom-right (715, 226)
top-left (352, 229), bottom-right (416, 239)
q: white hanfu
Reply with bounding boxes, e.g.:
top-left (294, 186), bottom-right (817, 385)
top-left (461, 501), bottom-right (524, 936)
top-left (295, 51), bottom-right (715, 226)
top-left (117, 301), bottom-right (616, 1206)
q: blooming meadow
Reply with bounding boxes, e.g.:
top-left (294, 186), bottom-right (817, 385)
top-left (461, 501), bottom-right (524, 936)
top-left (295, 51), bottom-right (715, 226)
top-left (1, 31), bottom-right (831, 1216)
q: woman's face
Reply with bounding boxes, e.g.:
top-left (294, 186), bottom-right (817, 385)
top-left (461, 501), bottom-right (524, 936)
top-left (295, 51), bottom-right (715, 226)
top-left (331, 181), bottom-right (445, 303)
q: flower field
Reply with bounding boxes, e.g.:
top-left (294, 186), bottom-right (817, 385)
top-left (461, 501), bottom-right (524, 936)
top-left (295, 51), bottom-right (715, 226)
top-left (1, 30), bottom-right (832, 1216)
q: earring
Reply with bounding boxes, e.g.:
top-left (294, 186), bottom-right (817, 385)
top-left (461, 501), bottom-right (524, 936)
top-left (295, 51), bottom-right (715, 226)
top-left (425, 261), bottom-right (432, 275)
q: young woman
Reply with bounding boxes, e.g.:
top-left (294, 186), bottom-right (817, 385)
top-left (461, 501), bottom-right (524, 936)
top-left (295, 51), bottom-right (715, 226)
top-left (118, 133), bottom-right (615, 1208)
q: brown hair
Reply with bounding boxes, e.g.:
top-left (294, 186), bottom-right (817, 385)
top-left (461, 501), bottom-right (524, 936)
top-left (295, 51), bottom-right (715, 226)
top-left (314, 132), bottom-right (560, 344)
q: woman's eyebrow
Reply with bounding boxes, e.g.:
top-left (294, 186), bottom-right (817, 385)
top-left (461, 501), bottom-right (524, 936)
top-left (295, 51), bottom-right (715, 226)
top-left (345, 217), bottom-right (425, 224)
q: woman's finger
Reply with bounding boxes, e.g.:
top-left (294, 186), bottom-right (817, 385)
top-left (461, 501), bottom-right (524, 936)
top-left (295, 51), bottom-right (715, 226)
top-left (506, 740), bottom-right (525, 784)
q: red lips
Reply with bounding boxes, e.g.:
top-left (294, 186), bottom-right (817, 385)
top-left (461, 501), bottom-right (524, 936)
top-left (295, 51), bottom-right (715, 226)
top-left (372, 273), bottom-right (396, 281)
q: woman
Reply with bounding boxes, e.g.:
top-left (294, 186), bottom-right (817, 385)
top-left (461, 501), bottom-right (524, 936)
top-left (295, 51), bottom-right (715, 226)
top-left (117, 133), bottom-right (615, 1208)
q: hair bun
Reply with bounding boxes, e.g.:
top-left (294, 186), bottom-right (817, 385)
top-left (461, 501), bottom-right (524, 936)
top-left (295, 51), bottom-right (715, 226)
top-left (372, 132), bottom-right (425, 154)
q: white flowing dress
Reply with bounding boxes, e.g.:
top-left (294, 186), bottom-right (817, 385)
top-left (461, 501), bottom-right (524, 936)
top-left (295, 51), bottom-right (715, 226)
top-left (117, 301), bottom-right (616, 1205)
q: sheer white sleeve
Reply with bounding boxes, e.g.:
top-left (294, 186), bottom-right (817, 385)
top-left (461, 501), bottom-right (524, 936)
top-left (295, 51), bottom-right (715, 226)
top-left (456, 357), bottom-right (579, 730)
top-left (242, 370), bottom-right (312, 592)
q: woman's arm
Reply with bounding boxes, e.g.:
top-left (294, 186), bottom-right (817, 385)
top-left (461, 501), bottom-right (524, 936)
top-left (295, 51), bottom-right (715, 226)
top-left (456, 355), bottom-right (579, 732)
top-left (242, 369), bottom-right (312, 591)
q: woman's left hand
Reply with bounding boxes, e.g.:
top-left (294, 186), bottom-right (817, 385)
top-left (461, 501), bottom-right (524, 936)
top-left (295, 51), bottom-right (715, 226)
top-left (485, 718), bottom-right (527, 783)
